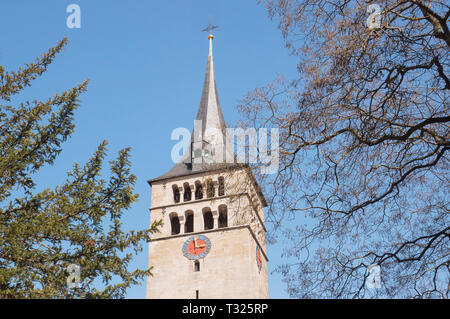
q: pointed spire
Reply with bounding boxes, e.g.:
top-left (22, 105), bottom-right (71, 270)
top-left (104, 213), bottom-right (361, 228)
top-left (148, 23), bottom-right (234, 183)
top-left (195, 30), bottom-right (226, 140)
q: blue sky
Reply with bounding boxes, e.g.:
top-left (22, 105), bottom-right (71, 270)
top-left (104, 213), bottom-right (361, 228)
top-left (0, 0), bottom-right (299, 298)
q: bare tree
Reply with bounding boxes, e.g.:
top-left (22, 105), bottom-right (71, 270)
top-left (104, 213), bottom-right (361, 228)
top-left (238, 0), bottom-right (449, 298)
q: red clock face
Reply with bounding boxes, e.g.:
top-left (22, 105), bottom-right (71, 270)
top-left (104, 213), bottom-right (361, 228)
top-left (256, 246), bottom-right (262, 270)
top-left (187, 238), bottom-right (207, 255)
top-left (182, 235), bottom-right (212, 260)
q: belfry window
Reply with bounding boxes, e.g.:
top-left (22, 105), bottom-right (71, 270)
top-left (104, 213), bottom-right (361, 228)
top-left (203, 208), bottom-right (214, 230)
top-left (183, 183), bottom-right (191, 201)
top-left (172, 185), bottom-right (180, 203)
top-left (218, 205), bottom-right (228, 228)
top-left (218, 177), bottom-right (225, 196)
top-left (170, 213), bottom-right (180, 235)
top-left (185, 211), bottom-right (194, 233)
top-left (195, 181), bottom-right (203, 200)
top-left (206, 179), bottom-right (214, 198)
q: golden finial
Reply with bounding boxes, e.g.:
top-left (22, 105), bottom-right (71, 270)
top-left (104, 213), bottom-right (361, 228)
top-left (201, 18), bottom-right (219, 57)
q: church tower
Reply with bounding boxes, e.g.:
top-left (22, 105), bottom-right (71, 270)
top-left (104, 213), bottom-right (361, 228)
top-left (146, 29), bottom-right (269, 299)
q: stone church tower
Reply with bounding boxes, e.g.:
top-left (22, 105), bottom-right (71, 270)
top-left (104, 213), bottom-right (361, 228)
top-left (145, 31), bottom-right (269, 299)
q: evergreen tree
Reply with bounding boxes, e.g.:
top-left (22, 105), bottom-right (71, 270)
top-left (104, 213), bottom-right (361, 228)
top-left (0, 38), bottom-right (161, 298)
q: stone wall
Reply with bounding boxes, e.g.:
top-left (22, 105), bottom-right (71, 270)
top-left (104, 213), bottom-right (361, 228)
top-left (146, 167), bottom-right (269, 299)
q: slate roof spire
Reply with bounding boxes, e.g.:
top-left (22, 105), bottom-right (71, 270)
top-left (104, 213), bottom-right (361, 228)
top-left (194, 27), bottom-right (227, 143)
top-left (148, 26), bottom-right (232, 183)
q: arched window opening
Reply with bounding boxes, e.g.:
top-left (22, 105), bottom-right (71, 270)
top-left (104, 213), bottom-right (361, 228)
top-left (218, 177), bottom-right (225, 196)
top-left (185, 211), bottom-right (194, 233)
top-left (195, 181), bottom-right (203, 200)
top-left (206, 180), bottom-right (215, 198)
top-left (183, 183), bottom-right (191, 202)
top-left (170, 213), bottom-right (180, 235)
top-left (194, 261), bottom-right (200, 272)
top-left (203, 208), bottom-right (214, 230)
top-left (172, 185), bottom-right (180, 203)
top-left (218, 205), bottom-right (228, 228)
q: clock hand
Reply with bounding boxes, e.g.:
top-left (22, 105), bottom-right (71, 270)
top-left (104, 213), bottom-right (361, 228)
top-left (192, 237), bottom-right (201, 254)
top-left (194, 239), bottom-right (206, 249)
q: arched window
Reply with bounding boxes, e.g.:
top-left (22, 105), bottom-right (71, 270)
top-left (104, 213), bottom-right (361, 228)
top-left (195, 181), bottom-right (203, 200)
top-left (169, 213), bottom-right (180, 235)
top-left (183, 183), bottom-right (191, 202)
top-left (185, 210), bottom-right (194, 233)
top-left (206, 179), bottom-right (215, 198)
top-left (172, 185), bottom-right (180, 203)
top-left (218, 205), bottom-right (228, 228)
top-left (218, 177), bottom-right (225, 196)
top-left (203, 208), bottom-right (214, 230)
top-left (194, 261), bottom-right (200, 272)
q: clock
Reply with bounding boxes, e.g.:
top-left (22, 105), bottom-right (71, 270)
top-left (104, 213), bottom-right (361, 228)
top-left (182, 235), bottom-right (212, 260)
top-left (256, 246), bottom-right (262, 271)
